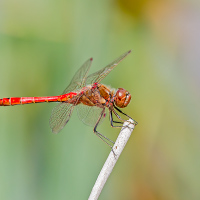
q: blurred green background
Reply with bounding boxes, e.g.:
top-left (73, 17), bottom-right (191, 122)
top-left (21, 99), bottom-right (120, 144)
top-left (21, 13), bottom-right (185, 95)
top-left (0, 0), bottom-right (200, 199)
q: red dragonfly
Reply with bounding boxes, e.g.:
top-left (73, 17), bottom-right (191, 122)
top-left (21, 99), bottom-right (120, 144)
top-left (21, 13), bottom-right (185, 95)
top-left (0, 50), bottom-right (136, 147)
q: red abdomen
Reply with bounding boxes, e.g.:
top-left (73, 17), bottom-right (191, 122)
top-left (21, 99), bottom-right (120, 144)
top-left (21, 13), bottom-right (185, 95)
top-left (0, 93), bottom-right (77, 106)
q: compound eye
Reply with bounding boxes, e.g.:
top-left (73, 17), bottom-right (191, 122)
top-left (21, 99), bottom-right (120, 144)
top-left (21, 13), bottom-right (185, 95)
top-left (115, 88), bottom-right (131, 108)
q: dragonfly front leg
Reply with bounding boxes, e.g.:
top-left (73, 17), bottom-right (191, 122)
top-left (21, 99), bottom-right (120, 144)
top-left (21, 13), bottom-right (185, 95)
top-left (109, 109), bottom-right (124, 128)
top-left (93, 107), bottom-right (114, 148)
top-left (113, 105), bottom-right (138, 125)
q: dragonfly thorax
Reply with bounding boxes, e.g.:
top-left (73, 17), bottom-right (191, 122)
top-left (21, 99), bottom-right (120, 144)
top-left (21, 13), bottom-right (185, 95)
top-left (114, 88), bottom-right (131, 108)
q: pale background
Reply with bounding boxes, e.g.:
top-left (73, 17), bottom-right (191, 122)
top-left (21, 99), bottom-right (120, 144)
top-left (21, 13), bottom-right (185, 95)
top-left (0, 0), bottom-right (200, 199)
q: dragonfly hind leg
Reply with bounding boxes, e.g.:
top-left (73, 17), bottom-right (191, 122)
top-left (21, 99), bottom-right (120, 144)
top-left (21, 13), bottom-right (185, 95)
top-left (93, 107), bottom-right (115, 148)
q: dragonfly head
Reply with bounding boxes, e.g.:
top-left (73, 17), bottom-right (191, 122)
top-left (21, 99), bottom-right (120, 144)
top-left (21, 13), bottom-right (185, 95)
top-left (114, 88), bottom-right (131, 108)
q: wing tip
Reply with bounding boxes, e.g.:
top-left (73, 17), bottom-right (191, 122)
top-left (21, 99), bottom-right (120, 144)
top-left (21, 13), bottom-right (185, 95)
top-left (51, 129), bottom-right (58, 134)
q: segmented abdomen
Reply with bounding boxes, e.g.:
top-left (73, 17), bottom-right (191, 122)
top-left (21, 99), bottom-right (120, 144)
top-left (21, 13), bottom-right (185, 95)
top-left (0, 93), bottom-right (77, 106)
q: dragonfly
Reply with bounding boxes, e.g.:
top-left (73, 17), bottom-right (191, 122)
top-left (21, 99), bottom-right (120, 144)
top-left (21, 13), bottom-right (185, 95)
top-left (0, 50), bottom-right (137, 147)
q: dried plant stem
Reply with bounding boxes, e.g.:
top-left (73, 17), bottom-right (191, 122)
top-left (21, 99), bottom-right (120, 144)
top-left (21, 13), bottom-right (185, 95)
top-left (88, 119), bottom-right (135, 200)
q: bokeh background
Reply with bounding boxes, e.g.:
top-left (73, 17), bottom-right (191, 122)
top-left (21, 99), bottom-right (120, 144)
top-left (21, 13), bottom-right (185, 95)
top-left (0, 0), bottom-right (200, 199)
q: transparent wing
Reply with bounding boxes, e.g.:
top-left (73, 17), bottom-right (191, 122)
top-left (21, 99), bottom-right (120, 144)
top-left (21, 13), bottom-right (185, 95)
top-left (76, 104), bottom-right (106, 127)
top-left (49, 103), bottom-right (75, 134)
top-left (86, 50), bottom-right (131, 84)
top-left (62, 58), bottom-right (93, 94)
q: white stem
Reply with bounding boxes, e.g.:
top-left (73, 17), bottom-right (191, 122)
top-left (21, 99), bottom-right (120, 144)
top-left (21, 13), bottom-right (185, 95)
top-left (88, 119), bottom-right (135, 200)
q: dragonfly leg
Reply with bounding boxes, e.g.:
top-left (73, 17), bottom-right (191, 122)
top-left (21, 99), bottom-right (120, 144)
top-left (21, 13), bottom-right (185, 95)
top-left (109, 109), bottom-right (124, 128)
top-left (108, 106), bottom-right (137, 132)
top-left (113, 105), bottom-right (138, 125)
top-left (109, 108), bottom-right (133, 131)
top-left (93, 107), bottom-right (115, 147)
